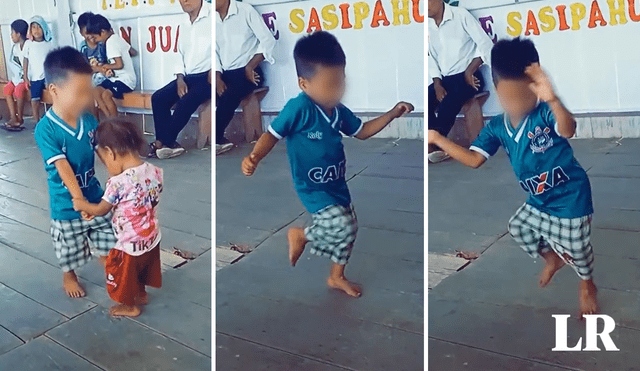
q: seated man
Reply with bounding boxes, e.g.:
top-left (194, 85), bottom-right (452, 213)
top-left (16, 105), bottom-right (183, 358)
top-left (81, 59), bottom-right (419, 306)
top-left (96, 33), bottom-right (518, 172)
top-left (215, 0), bottom-right (276, 155)
top-left (149, 0), bottom-right (212, 159)
top-left (428, 0), bottom-right (493, 163)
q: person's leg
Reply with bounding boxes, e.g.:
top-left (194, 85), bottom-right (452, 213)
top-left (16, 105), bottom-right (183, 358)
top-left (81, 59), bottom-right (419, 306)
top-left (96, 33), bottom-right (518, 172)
top-left (215, 67), bottom-right (263, 144)
top-left (31, 100), bottom-right (41, 122)
top-left (427, 83), bottom-right (439, 153)
top-left (15, 82), bottom-right (27, 123)
top-left (287, 227), bottom-right (307, 266)
top-left (327, 262), bottom-right (361, 297)
top-left (508, 204), bottom-right (566, 287)
top-left (30, 79), bottom-right (45, 122)
top-left (434, 72), bottom-right (482, 138)
top-left (98, 83), bottom-right (118, 117)
top-left (161, 71), bottom-right (212, 146)
top-left (51, 219), bottom-right (91, 298)
top-left (151, 79), bottom-right (180, 148)
top-left (4, 83), bottom-right (18, 125)
top-left (105, 250), bottom-right (142, 317)
top-left (136, 244), bottom-right (162, 306)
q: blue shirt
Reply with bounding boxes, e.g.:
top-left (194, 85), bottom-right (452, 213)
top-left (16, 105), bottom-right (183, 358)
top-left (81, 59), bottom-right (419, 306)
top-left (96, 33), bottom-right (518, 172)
top-left (470, 102), bottom-right (593, 218)
top-left (268, 93), bottom-right (363, 213)
top-left (34, 110), bottom-right (104, 220)
top-left (79, 40), bottom-right (107, 65)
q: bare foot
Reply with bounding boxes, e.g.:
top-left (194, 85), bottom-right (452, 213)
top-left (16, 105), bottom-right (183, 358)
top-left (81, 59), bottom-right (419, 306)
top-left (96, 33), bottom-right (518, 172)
top-left (98, 255), bottom-right (107, 267)
top-left (63, 271), bottom-right (86, 298)
top-left (6, 118), bottom-right (21, 127)
top-left (539, 251), bottom-right (565, 288)
top-left (135, 292), bottom-right (148, 305)
top-left (109, 304), bottom-right (141, 317)
top-left (579, 279), bottom-right (599, 319)
top-left (287, 227), bottom-right (307, 267)
top-left (327, 275), bottom-right (362, 298)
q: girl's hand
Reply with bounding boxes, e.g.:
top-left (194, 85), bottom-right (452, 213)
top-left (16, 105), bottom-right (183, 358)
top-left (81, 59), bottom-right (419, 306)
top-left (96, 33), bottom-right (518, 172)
top-left (525, 63), bottom-right (557, 102)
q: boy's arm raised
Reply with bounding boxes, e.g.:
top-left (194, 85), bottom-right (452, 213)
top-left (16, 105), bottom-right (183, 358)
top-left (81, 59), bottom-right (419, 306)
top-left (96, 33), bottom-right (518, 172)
top-left (355, 102), bottom-right (414, 140)
top-left (428, 130), bottom-right (487, 169)
top-left (242, 132), bottom-right (279, 176)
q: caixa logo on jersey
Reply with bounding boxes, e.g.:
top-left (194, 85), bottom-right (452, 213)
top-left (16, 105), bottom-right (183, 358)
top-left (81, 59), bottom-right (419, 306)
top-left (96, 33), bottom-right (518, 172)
top-left (308, 161), bottom-right (346, 183)
top-left (520, 166), bottom-right (569, 195)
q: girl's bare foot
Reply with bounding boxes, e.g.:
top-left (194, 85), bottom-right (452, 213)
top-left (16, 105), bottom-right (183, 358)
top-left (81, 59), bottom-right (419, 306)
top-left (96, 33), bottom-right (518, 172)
top-left (63, 271), bottom-right (86, 298)
top-left (579, 279), bottom-right (599, 319)
top-left (327, 275), bottom-right (362, 297)
top-left (109, 304), bottom-right (141, 317)
top-left (539, 250), bottom-right (565, 287)
top-left (135, 292), bottom-right (148, 305)
top-left (287, 227), bottom-right (307, 267)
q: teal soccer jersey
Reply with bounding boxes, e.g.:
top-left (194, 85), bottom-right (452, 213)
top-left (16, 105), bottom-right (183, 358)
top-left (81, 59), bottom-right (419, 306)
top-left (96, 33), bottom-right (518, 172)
top-left (470, 102), bottom-right (593, 219)
top-left (35, 110), bottom-right (104, 220)
top-left (268, 93), bottom-right (363, 213)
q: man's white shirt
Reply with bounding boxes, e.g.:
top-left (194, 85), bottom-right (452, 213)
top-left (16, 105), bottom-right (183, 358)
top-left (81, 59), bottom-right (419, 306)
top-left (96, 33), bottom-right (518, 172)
top-left (176, 1), bottom-right (212, 76)
top-left (428, 3), bottom-right (493, 82)
top-left (216, 0), bottom-right (276, 72)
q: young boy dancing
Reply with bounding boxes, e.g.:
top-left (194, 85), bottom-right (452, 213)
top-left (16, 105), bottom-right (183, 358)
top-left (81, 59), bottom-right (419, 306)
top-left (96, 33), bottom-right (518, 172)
top-left (34, 47), bottom-right (116, 298)
top-left (428, 38), bottom-right (598, 317)
top-left (241, 31), bottom-right (413, 297)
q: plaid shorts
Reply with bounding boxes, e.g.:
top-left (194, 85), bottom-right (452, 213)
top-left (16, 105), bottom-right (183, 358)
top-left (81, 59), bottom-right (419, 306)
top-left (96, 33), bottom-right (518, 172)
top-left (508, 203), bottom-right (594, 280)
top-left (50, 215), bottom-right (117, 272)
top-left (304, 204), bottom-right (358, 265)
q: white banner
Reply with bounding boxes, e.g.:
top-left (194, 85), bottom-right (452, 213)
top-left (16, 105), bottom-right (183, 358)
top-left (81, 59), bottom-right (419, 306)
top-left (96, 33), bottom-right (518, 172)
top-left (253, 0), bottom-right (425, 113)
top-left (449, 0), bottom-right (640, 115)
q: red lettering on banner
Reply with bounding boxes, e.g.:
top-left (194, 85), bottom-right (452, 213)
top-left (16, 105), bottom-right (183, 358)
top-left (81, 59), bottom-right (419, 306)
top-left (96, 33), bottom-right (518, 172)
top-left (525, 10), bottom-right (541, 35)
top-left (556, 5), bottom-right (571, 30)
top-left (147, 26), bottom-right (157, 52)
top-left (120, 26), bottom-right (132, 45)
top-left (371, 0), bottom-right (391, 27)
top-left (307, 8), bottom-right (323, 32)
top-left (587, 0), bottom-right (607, 28)
top-left (159, 26), bottom-right (172, 52)
top-left (339, 3), bottom-right (353, 29)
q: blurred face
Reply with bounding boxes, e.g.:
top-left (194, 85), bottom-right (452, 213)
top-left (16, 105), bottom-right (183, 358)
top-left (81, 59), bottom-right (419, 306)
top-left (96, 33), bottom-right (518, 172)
top-left (10, 29), bottom-right (21, 43)
top-left (88, 30), bottom-right (109, 43)
top-left (30, 23), bottom-right (44, 41)
top-left (495, 78), bottom-right (539, 123)
top-left (428, 0), bottom-right (443, 18)
top-left (181, 0), bottom-right (203, 13)
top-left (96, 147), bottom-right (122, 177)
top-left (49, 72), bottom-right (95, 119)
top-left (299, 65), bottom-right (346, 109)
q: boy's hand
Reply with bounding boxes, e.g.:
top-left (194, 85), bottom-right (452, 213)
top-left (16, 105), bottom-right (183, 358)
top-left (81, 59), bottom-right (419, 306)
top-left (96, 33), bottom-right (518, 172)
top-left (526, 63), bottom-right (557, 102)
top-left (80, 211), bottom-right (94, 221)
top-left (241, 154), bottom-right (258, 176)
top-left (427, 129), bottom-right (441, 145)
top-left (392, 102), bottom-right (414, 118)
top-left (72, 197), bottom-right (88, 212)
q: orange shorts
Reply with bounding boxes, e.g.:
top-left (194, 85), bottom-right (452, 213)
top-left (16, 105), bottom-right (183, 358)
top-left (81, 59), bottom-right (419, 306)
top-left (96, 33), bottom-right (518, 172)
top-left (105, 244), bottom-right (162, 306)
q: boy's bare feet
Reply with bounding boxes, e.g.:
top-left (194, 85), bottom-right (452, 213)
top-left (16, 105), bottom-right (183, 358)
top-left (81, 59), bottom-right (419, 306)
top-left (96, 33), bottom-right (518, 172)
top-left (327, 275), bottom-right (362, 297)
top-left (287, 227), bottom-right (307, 267)
top-left (539, 250), bottom-right (565, 287)
top-left (579, 279), bottom-right (599, 319)
top-left (63, 271), bottom-right (86, 298)
top-left (135, 291), bottom-right (148, 305)
top-left (109, 304), bottom-right (141, 317)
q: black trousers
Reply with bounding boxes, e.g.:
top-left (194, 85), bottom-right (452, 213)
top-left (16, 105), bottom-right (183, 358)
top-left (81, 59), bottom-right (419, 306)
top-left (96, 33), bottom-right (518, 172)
top-left (215, 66), bottom-right (264, 144)
top-left (151, 71), bottom-right (212, 146)
top-left (428, 71), bottom-right (485, 137)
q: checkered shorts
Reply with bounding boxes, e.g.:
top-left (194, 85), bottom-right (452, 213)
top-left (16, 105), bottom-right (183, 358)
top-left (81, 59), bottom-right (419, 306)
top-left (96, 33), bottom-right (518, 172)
top-left (304, 204), bottom-right (358, 265)
top-left (508, 203), bottom-right (594, 280)
top-left (50, 215), bottom-right (117, 272)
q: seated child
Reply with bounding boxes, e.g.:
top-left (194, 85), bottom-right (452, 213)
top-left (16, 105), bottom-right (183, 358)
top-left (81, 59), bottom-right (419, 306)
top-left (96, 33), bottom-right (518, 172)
top-left (241, 31), bottom-right (413, 298)
top-left (78, 12), bottom-right (108, 87)
top-left (2, 19), bottom-right (29, 131)
top-left (24, 16), bottom-right (56, 123)
top-left (73, 118), bottom-right (163, 317)
top-left (85, 14), bottom-right (137, 117)
top-left (34, 47), bottom-right (117, 298)
top-left (427, 38), bottom-right (598, 317)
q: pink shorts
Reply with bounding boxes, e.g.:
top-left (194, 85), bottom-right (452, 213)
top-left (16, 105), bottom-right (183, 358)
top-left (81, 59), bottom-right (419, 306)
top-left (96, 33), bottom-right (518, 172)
top-left (3, 81), bottom-right (28, 99)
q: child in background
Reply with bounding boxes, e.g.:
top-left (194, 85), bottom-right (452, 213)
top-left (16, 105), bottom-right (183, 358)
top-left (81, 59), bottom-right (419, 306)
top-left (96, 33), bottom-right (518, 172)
top-left (427, 38), bottom-right (598, 317)
top-left (34, 47), bottom-right (116, 298)
top-left (23, 16), bottom-right (56, 123)
top-left (77, 12), bottom-right (109, 118)
top-left (73, 119), bottom-right (163, 317)
top-left (2, 19), bottom-right (29, 131)
top-left (241, 31), bottom-right (413, 298)
top-left (85, 14), bottom-right (137, 117)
